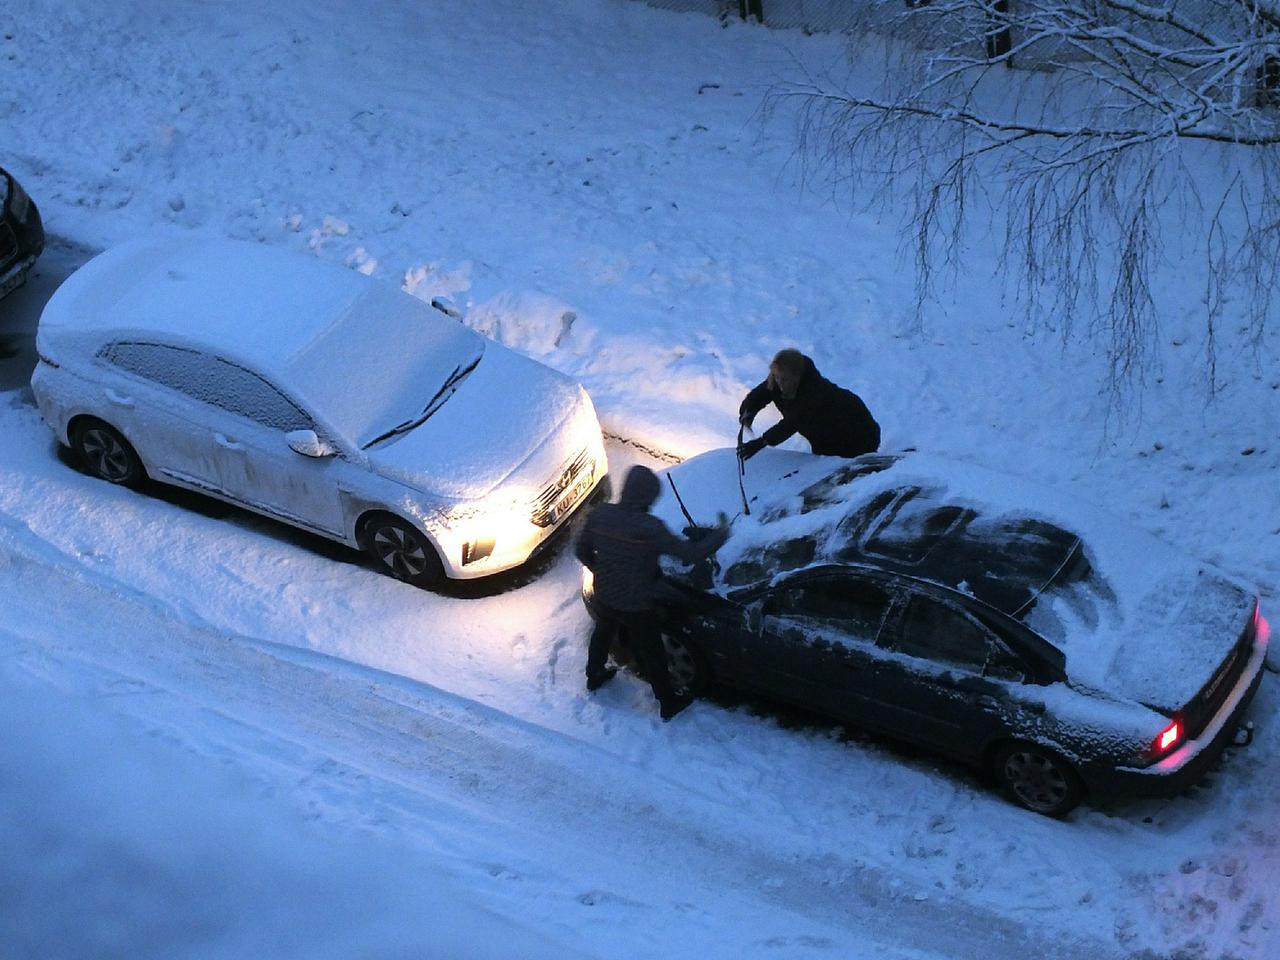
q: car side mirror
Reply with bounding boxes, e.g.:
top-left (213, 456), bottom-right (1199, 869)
top-left (286, 429), bottom-right (336, 458)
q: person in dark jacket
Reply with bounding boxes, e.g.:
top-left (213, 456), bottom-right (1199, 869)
top-left (737, 348), bottom-right (880, 461)
top-left (574, 464), bottom-right (729, 721)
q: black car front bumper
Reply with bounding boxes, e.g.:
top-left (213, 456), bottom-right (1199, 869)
top-left (0, 170), bottom-right (44, 299)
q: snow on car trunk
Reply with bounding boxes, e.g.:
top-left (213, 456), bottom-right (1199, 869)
top-left (1038, 567), bottom-right (1257, 712)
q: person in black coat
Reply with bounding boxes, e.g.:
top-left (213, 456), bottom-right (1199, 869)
top-left (574, 465), bottom-right (729, 720)
top-left (737, 348), bottom-right (880, 460)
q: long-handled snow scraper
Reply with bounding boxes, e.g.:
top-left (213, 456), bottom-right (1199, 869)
top-left (670, 473), bottom-right (732, 547)
top-left (667, 472), bottom-right (714, 540)
top-left (735, 425), bottom-right (751, 517)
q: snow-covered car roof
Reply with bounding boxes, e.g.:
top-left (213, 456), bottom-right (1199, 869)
top-left (657, 449), bottom-right (1256, 707)
top-left (36, 237), bottom-right (485, 448)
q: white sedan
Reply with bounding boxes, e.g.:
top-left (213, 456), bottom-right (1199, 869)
top-left (31, 238), bottom-right (608, 586)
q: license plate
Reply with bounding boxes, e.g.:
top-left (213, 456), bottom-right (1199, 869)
top-left (547, 470), bottom-right (594, 524)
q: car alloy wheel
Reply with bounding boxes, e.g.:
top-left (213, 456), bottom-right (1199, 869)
top-left (72, 420), bottom-right (144, 487)
top-left (362, 515), bottom-right (443, 588)
top-left (660, 632), bottom-right (707, 695)
top-left (994, 742), bottom-right (1083, 817)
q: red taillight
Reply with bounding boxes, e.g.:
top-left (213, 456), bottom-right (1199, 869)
top-left (1153, 719), bottom-right (1182, 755)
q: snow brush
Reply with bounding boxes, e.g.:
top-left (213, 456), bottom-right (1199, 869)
top-left (667, 473), bottom-right (704, 538)
top-left (667, 473), bottom-right (729, 546)
top-left (735, 425), bottom-right (751, 517)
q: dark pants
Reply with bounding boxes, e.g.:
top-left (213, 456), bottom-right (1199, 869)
top-left (586, 604), bottom-right (676, 707)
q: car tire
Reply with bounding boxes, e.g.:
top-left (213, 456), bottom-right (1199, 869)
top-left (992, 741), bottom-right (1084, 817)
top-left (661, 632), bottom-right (709, 696)
top-left (360, 514), bottom-right (444, 588)
top-left (71, 419), bottom-right (145, 487)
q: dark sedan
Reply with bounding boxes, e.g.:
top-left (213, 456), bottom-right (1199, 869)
top-left (0, 166), bottom-right (44, 302)
top-left (582, 450), bottom-right (1271, 816)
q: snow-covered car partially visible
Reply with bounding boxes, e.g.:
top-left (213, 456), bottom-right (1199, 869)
top-left (31, 237), bottom-right (608, 585)
top-left (0, 166), bottom-right (44, 301)
top-left (584, 449), bottom-right (1270, 816)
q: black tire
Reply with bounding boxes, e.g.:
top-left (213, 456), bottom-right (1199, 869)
top-left (992, 741), bottom-right (1084, 817)
top-left (660, 631), bottom-right (709, 696)
top-left (360, 514), bottom-right (444, 588)
top-left (71, 419), bottom-right (145, 487)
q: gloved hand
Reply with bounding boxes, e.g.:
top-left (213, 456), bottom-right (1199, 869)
top-left (738, 409), bottom-right (755, 429)
top-left (737, 437), bottom-right (766, 461)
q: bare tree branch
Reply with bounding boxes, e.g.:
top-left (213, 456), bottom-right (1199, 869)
top-left (768, 0), bottom-right (1280, 393)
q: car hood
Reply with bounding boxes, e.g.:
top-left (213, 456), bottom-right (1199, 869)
top-left (364, 342), bottom-right (587, 502)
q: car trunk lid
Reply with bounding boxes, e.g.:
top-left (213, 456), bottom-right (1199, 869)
top-left (1101, 571), bottom-right (1257, 714)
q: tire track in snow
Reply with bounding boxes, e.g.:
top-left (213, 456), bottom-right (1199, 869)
top-left (0, 516), bottom-right (1132, 960)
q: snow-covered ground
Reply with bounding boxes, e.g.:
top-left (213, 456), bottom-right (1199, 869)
top-left (2, 1), bottom-right (1277, 957)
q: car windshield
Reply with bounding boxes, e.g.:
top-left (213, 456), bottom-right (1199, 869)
top-left (283, 287), bottom-right (485, 448)
top-left (361, 354), bottom-right (483, 449)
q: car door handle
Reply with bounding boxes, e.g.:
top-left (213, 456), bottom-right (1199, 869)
top-left (214, 432), bottom-right (244, 450)
top-left (105, 388), bottom-right (134, 407)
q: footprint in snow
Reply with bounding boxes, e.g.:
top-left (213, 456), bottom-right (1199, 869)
top-left (760, 935), bottom-right (834, 949)
top-left (577, 889), bottom-right (642, 909)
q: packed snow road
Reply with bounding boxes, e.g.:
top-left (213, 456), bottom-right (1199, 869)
top-left (0, 440), bottom-right (1124, 960)
top-left (0, 509), bottom-right (1120, 960)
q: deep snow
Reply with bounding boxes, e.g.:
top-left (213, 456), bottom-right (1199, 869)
top-left (2, 1), bottom-right (1277, 958)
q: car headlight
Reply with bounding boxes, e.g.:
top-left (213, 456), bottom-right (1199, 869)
top-left (461, 537), bottom-right (497, 566)
top-left (575, 390), bottom-right (609, 498)
top-left (582, 566), bottom-right (594, 595)
top-left (445, 500), bottom-right (536, 567)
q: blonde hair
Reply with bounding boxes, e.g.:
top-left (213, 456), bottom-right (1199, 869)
top-left (767, 349), bottom-right (805, 396)
top-left (769, 348), bottom-right (805, 376)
